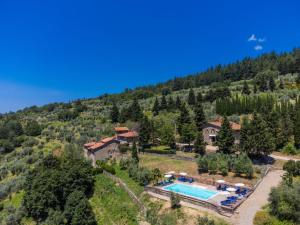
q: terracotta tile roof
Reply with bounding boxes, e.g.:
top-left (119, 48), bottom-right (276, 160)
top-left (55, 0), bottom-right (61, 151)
top-left (114, 127), bottom-right (129, 132)
top-left (118, 131), bottom-right (138, 138)
top-left (85, 136), bottom-right (116, 151)
top-left (208, 121), bottom-right (241, 131)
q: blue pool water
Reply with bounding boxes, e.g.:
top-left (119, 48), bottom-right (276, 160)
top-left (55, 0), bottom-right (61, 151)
top-left (164, 183), bottom-right (218, 200)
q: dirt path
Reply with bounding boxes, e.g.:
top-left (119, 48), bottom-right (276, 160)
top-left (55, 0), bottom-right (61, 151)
top-left (270, 154), bottom-right (300, 161)
top-left (232, 170), bottom-right (284, 225)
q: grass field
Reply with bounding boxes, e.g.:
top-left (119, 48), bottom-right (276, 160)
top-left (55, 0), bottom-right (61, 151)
top-left (90, 174), bottom-right (140, 225)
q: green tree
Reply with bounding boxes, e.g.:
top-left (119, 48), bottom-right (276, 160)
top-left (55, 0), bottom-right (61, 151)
top-left (64, 191), bottom-right (96, 225)
top-left (160, 95), bottom-right (168, 110)
top-left (194, 133), bottom-right (205, 156)
top-left (294, 110), bottom-right (300, 149)
top-left (177, 103), bottom-right (190, 135)
top-left (139, 116), bottom-right (151, 147)
top-left (152, 97), bottom-right (160, 116)
top-left (279, 79), bottom-right (284, 89)
top-left (175, 96), bottom-right (182, 109)
top-left (241, 113), bottom-right (275, 156)
top-left (216, 117), bottom-right (234, 154)
top-left (110, 102), bottom-right (119, 123)
top-left (170, 192), bottom-right (180, 209)
top-left (242, 80), bottom-right (251, 95)
top-left (180, 123), bottom-right (197, 146)
top-left (151, 168), bottom-right (162, 184)
top-left (196, 92), bottom-right (203, 103)
top-left (253, 83), bottom-right (257, 94)
top-left (269, 77), bottom-right (276, 91)
top-left (188, 88), bottom-right (196, 106)
top-left (131, 142), bottom-right (139, 163)
top-left (194, 102), bottom-right (206, 131)
top-left (130, 98), bottom-right (143, 121)
top-left (167, 96), bottom-right (175, 111)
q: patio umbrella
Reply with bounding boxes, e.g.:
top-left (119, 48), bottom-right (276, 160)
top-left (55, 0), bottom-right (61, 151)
top-left (164, 174), bottom-right (172, 178)
top-left (216, 179), bottom-right (225, 184)
top-left (234, 183), bottom-right (245, 187)
top-left (167, 171), bottom-right (176, 174)
top-left (179, 172), bottom-right (187, 176)
top-left (226, 187), bottom-right (237, 192)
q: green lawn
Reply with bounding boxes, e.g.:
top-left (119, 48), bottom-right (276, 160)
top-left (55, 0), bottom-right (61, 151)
top-left (90, 174), bottom-right (140, 225)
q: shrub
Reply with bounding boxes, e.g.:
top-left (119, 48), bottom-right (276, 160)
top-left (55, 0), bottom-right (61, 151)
top-left (253, 211), bottom-right (272, 225)
top-left (170, 192), bottom-right (180, 209)
top-left (283, 160), bottom-right (300, 176)
top-left (282, 142), bottom-right (297, 155)
top-left (119, 144), bottom-right (130, 154)
top-left (197, 156), bottom-right (208, 173)
top-left (197, 215), bottom-right (216, 225)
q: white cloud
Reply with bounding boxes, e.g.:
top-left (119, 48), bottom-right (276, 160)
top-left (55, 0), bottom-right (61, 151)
top-left (254, 45), bottom-right (263, 51)
top-left (258, 38), bottom-right (266, 43)
top-left (248, 34), bottom-right (257, 41)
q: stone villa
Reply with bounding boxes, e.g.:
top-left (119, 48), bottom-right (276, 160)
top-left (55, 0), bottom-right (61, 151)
top-left (83, 127), bottom-right (138, 166)
top-left (202, 119), bottom-right (241, 145)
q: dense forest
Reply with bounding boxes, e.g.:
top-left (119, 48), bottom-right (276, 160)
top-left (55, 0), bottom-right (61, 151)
top-left (0, 48), bottom-right (300, 224)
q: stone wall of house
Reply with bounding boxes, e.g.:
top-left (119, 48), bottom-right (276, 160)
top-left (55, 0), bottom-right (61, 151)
top-left (84, 142), bottom-right (119, 167)
top-left (202, 125), bottom-right (240, 145)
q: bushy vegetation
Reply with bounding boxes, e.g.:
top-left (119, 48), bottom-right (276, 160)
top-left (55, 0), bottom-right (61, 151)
top-left (197, 153), bottom-right (253, 178)
top-left (22, 153), bottom-right (96, 224)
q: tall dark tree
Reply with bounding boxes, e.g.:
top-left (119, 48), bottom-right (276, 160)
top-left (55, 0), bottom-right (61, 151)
top-left (196, 92), bottom-right (203, 103)
top-left (64, 191), bottom-right (97, 225)
top-left (160, 95), bottom-right (168, 110)
top-left (188, 88), bottom-right (196, 106)
top-left (194, 102), bottom-right (206, 131)
top-left (110, 102), bottom-right (119, 123)
top-left (152, 97), bottom-right (160, 116)
top-left (269, 77), bottom-right (276, 91)
top-left (294, 109), bottom-right (300, 149)
top-left (167, 96), bottom-right (175, 111)
top-left (279, 79), bottom-right (284, 89)
top-left (253, 83), bottom-right (257, 94)
top-left (139, 116), bottom-right (151, 147)
top-left (130, 98), bottom-right (143, 121)
top-left (194, 133), bottom-right (205, 156)
top-left (131, 142), bottom-right (139, 162)
top-left (177, 103), bottom-right (190, 135)
top-left (216, 117), bottom-right (235, 154)
top-left (241, 113), bottom-right (275, 156)
top-left (175, 96), bottom-right (182, 109)
top-left (242, 80), bottom-right (251, 95)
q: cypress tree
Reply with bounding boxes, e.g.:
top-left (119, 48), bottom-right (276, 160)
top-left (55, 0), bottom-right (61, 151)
top-left (216, 117), bottom-right (235, 154)
top-left (242, 81), bottom-right (251, 95)
top-left (110, 102), bottom-right (119, 123)
top-left (269, 77), bottom-right (276, 91)
top-left (243, 113), bottom-right (275, 156)
top-left (294, 110), bottom-right (300, 149)
top-left (253, 83), bottom-right (257, 94)
top-left (160, 95), bottom-right (168, 110)
top-left (194, 133), bottom-right (205, 156)
top-left (194, 102), bottom-right (206, 131)
top-left (167, 96), bottom-right (175, 111)
top-left (139, 116), bottom-right (151, 147)
top-left (188, 88), bottom-right (196, 106)
top-left (175, 96), bottom-right (182, 109)
top-left (279, 79), bottom-right (284, 89)
top-left (131, 142), bottom-right (139, 163)
top-left (178, 103), bottom-right (190, 135)
top-left (130, 99), bottom-right (143, 121)
top-left (196, 92), bottom-right (203, 103)
top-left (152, 97), bottom-right (160, 116)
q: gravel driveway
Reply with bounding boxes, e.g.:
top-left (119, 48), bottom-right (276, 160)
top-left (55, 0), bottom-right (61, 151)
top-left (232, 170), bottom-right (284, 225)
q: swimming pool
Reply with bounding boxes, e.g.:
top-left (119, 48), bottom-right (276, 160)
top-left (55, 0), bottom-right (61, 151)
top-left (164, 183), bottom-right (218, 200)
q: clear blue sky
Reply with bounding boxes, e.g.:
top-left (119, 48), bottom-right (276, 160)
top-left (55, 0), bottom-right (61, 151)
top-left (0, 0), bottom-right (299, 112)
